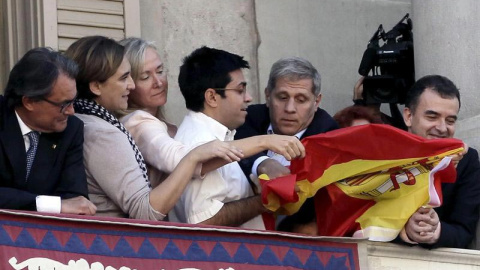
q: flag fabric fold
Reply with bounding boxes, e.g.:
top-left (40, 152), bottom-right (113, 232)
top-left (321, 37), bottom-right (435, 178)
top-left (259, 124), bottom-right (464, 241)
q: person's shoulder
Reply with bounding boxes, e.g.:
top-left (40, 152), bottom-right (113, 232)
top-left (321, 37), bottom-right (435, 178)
top-left (467, 146), bottom-right (479, 155)
top-left (457, 147), bottom-right (480, 177)
top-left (178, 111), bottom-right (209, 127)
top-left (177, 117), bottom-right (209, 136)
top-left (121, 110), bottom-right (158, 123)
top-left (246, 103), bottom-right (268, 115)
top-left (314, 107), bottom-right (334, 119)
top-left (57, 115), bottom-right (84, 136)
top-left (75, 113), bottom-right (103, 125)
top-left (176, 112), bottom-right (216, 143)
top-left (122, 110), bottom-right (170, 138)
top-left (307, 108), bottom-right (338, 133)
top-left (464, 147), bottom-right (480, 164)
top-left (66, 114), bottom-right (83, 127)
top-left (74, 114), bottom-right (118, 133)
top-left (244, 103), bottom-right (269, 125)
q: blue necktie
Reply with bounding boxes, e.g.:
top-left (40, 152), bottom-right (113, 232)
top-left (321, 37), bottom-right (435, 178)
top-left (26, 131), bottom-right (39, 180)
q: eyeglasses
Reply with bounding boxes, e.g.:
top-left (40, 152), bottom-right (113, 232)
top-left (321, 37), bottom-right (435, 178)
top-left (212, 87), bottom-right (248, 97)
top-left (41, 94), bottom-right (77, 113)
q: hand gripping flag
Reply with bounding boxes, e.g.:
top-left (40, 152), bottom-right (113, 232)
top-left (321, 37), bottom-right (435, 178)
top-left (259, 124), bottom-right (464, 241)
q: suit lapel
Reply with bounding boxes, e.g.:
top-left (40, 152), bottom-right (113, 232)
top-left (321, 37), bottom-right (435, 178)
top-left (29, 132), bottom-right (60, 184)
top-left (0, 109), bottom-right (28, 183)
top-left (0, 107), bottom-right (61, 185)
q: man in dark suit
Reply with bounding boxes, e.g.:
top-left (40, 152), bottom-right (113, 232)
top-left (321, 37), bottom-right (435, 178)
top-left (0, 47), bottom-right (96, 215)
top-left (235, 57), bottom-right (337, 233)
top-left (398, 75), bottom-right (480, 248)
top-left (235, 57), bottom-right (337, 180)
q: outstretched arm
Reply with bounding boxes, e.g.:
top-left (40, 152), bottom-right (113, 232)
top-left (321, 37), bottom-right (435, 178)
top-left (202, 134), bottom-right (304, 175)
top-left (200, 195), bottom-right (267, 227)
top-left (149, 140), bottom-right (244, 216)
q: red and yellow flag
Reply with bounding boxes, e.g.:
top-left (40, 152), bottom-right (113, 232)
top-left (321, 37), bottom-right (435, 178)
top-left (260, 124), bottom-right (464, 241)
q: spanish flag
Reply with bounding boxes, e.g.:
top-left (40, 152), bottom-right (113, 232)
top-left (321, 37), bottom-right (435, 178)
top-left (260, 124), bottom-right (464, 241)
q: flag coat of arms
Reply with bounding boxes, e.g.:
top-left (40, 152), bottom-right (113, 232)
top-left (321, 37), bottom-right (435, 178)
top-left (260, 124), bottom-right (464, 241)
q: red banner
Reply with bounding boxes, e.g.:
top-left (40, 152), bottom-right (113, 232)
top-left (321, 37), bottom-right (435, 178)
top-left (0, 210), bottom-right (361, 270)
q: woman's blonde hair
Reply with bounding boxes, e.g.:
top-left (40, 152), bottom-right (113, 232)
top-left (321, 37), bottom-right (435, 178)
top-left (119, 37), bottom-right (157, 82)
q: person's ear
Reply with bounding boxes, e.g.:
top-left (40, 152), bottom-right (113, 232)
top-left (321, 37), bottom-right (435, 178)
top-left (314, 94), bottom-right (322, 111)
top-left (204, 88), bottom-right (219, 108)
top-left (22, 96), bottom-right (36, 111)
top-left (265, 88), bottom-right (270, 107)
top-left (403, 107), bottom-right (413, 128)
top-left (89, 81), bottom-right (102, 96)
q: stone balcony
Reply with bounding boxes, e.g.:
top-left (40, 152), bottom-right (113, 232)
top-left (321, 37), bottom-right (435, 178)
top-left (365, 242), bottom-right (480, 269)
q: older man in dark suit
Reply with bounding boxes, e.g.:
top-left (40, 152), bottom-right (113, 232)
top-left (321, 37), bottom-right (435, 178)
top-left (235, 57), bottom-right (337, 232)
top-left (0, 47), bottom-right (96, 215)
top-left (235, 57), bottom-right (337, 180)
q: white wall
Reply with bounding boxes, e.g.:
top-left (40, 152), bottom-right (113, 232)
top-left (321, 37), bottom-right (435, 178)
top-left (413, 0), bottom-right (480, 121)
top-left (139, 0), bottom-right (412, 124)
top-left (139, 0), bottom-right (259, 125)
top-left (255, 0), bottom-right (411, 116)
top-left (139, 1), bottom-right (480, 125)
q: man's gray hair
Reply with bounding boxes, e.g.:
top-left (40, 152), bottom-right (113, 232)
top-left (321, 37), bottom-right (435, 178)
top-left (266, 57), bottom-right (321, 96)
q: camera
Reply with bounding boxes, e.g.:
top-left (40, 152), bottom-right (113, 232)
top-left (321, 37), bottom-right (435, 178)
top-left (358, 14), bottom-right (414, 104)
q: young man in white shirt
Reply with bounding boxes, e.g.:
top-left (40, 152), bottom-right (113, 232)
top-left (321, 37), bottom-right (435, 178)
top-left (170, 47), bottom-right (305, 229)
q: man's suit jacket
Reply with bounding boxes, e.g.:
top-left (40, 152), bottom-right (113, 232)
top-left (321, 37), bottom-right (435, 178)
top-left (430, 147), bottom-right (480, 248)
top-left (234, 103), bottom-right (338, 177)
top-left (0, 96), bottom-right (88, 211)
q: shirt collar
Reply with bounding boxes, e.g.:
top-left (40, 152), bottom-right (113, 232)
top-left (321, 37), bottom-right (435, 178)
top-left (15, 110), bottom-right (33, 136)
top-left (188, 111), bottom-right (236, 141)
top-left (267, 124), bottom-right (306, 139)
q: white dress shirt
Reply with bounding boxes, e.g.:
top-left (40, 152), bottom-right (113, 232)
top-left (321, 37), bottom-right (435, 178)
top-left (15, 111), bottom-right (35, 151)
top-left (251, 124), bottom-right (306, 177)
top-left (170, 111), bottom-right (265, 230)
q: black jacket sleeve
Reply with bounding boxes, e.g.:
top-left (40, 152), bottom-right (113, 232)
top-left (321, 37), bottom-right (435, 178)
top-left (428, 148), bottom-right (480, 248)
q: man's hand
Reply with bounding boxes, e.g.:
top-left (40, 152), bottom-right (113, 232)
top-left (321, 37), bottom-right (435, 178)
top-left (254, 158), bottom-right (302, 195)
top-left (403, 207), bottom-right (441, 244)
top-left (264, 135), bottom-right (305, 160)
top-left (449, 142), bottom-right (468, 168)
top-left (257, 158), bottom-right (291, 179)
top-left (61, 196), bottom-right (97, 215)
